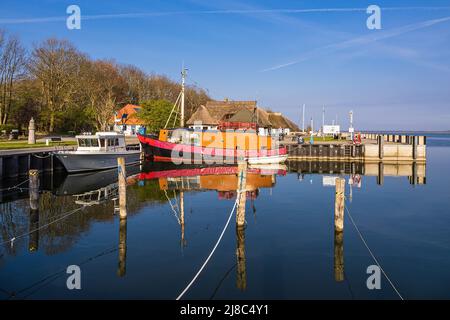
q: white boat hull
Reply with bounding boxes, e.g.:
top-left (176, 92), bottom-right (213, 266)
top-left (55, 151), bottom-right (141, 173)
top-left (246, 154), bottom-right (288, 164)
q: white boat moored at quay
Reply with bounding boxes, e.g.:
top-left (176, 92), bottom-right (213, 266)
top-left (54, 132), bottom-right (141, 173)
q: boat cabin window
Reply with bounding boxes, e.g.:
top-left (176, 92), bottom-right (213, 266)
top-left (99, 138), bottom-right (106, 147)
top-left (78, 138), bottom-right (99, 147)
top-left (107, 138), bottom-right (119, 146)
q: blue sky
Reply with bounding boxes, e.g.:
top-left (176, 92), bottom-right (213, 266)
top-left (1, 0), bottom-right (450, 130)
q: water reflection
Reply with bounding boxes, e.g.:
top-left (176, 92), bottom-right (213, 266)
top-left (289, 160), bottom-right (426, 185)
top-left (0, 159), bottom-right (431, 298)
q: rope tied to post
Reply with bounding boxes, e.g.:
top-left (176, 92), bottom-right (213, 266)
top-left (0, 178), bottom-right (30, 192)
top-left (0, 205), bottom-right (88, 248)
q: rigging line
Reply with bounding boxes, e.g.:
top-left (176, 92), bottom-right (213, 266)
top-left (164, 189), bottom-right (181, 224)
top-left (0, 205), bottom-right (88, 247)
top-left (165, 91), bottom-right (182, 129)
top-left (176, 197), bottom-right (239, 300)
top-left (344, 204), bottom-right (404, 300)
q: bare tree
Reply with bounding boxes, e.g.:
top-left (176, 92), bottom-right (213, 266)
top-left (82, 60), bottom-right (126, 131)
top-left (119, 64), bottom-right (147, 104)
top-left (0, 30), bottom-right (26, 125)
top-left (28, 38), bottom-right (84, 132)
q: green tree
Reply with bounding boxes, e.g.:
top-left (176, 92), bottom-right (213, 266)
top-left (139, 99), bottom-right (178, 133)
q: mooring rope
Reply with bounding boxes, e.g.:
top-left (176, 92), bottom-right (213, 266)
top-left (0, 205), bottom-right (88, 248)
top-left (344, 204), bottom-right (404, 300)
top-left (32, 153), bottom-right (52, 159)
top-left (176, 197), bottom-right (239, 300)
top-left (0, 178), bottom-right (30, 192)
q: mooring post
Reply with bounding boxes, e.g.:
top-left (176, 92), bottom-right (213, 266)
top-left (377, 135), bottom-right (384, 159)
top-left (118, 218), bottom-right (127, 277)
top-left (236, 161), bottom-right (247, 227)
top-left (118, 157), bottom-right (127, 219)
top-left (334, 177), bottom-right (345, 282)
top-left (29, 169), bottom-right (39, 252)
top-left (412, 136), bottom-right (417, 160)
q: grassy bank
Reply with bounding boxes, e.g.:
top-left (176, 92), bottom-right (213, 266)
top-left (305, 136), bottom-right (339, 142)
top-left (0, 140), bottom-right (77, 150)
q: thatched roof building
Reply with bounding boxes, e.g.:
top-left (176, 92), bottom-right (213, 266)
top-left (186, 100), bottom-right (299, 132)
top-left (268, 112), bottom-right (300, 131)
top-left (186, 105), bottom-right (218, 125)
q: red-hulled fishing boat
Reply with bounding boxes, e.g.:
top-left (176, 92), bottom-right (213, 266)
top-left (137, 69), bottom-right (287, 165)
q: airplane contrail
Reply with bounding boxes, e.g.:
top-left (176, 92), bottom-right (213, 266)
top-left (1, 6), bottom-right (450, 25)
top-left (261, 15), bottom-right (450, 72)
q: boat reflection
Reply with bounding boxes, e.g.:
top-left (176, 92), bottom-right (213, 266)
top-left (139, 162), bottom-right (286, 290)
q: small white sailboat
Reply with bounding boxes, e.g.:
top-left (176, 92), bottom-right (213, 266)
top-left (55, 132), bottom-right (141, 173)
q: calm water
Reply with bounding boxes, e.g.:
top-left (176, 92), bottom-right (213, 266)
top-left (1, 134), bottom-right (450, 300)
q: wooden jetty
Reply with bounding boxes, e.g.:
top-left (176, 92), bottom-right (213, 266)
top-left (0, 147), bottom-right (70, 179)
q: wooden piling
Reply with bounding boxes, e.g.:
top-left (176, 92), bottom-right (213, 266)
top-left (29, 170), bottom-right (39, 211)
top-left (377, 135), bottom-right (384, 159)
top-left (236, 161), bottom-right (247, 227)
top-left (412, 136), bottom-right (417, 160)
top-left (118, 157), bottom-right (127, 219)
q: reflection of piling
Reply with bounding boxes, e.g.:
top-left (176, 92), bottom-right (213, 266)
top-left (334, 178), bottom-right (345, 232)
top-left (377, 162), bottom-right (384, 185)
top-left (180, 191), bottom-right (186, 247)
top-left (236, 161), bottom-right (247, 227)
top-left (118, 218), bottom-right (127, 277)
top-left (118, 157), bottom-right (127, 219)
top-left (236, 226), bottom-right (247, 291)
top-left (334, 178), bottom-right (345, 282)
top-left (334, 229), bottom-right (344, 282)
top-left (29, 169), bottom-right (39, 252)
top-left (117, 157), bottom-right (128, 277)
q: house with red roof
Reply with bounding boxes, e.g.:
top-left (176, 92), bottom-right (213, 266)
top-left (111, 104), bottom-right (145, 135)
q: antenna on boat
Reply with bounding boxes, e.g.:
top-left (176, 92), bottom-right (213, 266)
top-left (164, 66), bottom-right (188, 129)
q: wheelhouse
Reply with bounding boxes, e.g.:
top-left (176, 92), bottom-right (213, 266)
top-left (75, 132), bottom-right (127, 152)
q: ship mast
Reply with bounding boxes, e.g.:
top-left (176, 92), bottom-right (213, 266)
top-left (180, 68), bottom-right (187, 127)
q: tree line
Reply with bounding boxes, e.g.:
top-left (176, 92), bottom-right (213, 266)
top-left (0, 29), bottom-right (210, 134)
